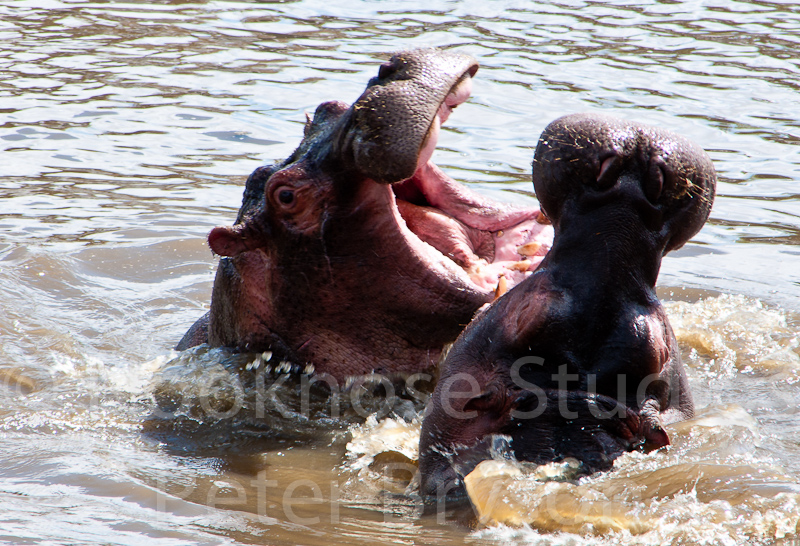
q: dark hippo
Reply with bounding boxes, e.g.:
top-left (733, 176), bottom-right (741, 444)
top-left (176, 48), bottom-right (552, 382)
top-left (419, 113), bottom-right (716, 499)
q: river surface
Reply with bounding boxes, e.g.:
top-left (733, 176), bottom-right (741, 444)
top-left (1, 1), bottom-right (800, 544)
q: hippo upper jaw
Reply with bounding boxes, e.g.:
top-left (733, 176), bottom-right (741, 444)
top-left (336, 48), bottom-right (552, 296)
top-left (209, 51), bottom-right (552, 297)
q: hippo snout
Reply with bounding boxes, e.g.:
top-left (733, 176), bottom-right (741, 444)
top-left (533, 113), bottom-right (715, 253)
top-left (338, 48), bottom-right (479, 184)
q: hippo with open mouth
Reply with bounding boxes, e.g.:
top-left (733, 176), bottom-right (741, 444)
top-left (419, 113), bottom-right (716, 499)
top-left (176, 48), bottom-right (552, 382)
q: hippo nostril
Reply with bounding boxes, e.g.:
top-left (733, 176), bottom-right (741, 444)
top-left (377, 60), bottom-right (399, 80)
top-left (645, 159), bottom-right (666, 203)
top-left (596, 154), bottom-right (621, 190)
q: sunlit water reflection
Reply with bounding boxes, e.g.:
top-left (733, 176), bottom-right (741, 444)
top-left (1, 0), bottom-right (800, 544)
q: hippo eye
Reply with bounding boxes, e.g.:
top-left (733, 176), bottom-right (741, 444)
top-left (275, 187), bottom-right (295, 206)
top-left (464, 387), bottom-right (502, 413)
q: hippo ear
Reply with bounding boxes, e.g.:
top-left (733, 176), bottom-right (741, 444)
top-left (208, 226), bottom-right (248, 257)
top-left (208, 210), bottom-right (273, 256)
top-left (209, 219), bottom-right (273, 257)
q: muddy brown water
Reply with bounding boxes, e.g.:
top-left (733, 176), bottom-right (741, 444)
top-left (2, 1), bottom-right (800, 544)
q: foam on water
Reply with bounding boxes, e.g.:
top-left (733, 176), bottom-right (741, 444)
top-left (665, 294), bottom-right (800, 379)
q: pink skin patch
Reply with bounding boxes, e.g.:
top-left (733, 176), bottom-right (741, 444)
top-left (391, 76), bottom-right (553, 295)
top-left (469, 218), bottom-right (552, 292)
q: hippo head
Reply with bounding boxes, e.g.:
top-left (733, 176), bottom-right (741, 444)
top-left (419, 113), bottom-right (716, 500)
top-left (177, 49), bottom-right (552, 381)
top-left (533, 113), bottom-right (715, 261)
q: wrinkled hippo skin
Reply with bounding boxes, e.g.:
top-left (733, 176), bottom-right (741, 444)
top-left (177, 48), bottom-right (552, 382)
top-left (419, 113), bottom-right (716, 499)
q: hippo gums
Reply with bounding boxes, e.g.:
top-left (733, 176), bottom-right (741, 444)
top-left (176, 48), bottom-right (552, 382)
top-left (419, 113), bottom-right (716, 499)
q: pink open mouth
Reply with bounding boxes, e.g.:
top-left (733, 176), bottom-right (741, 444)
top-left (389, 76), bottom-right (553, 295)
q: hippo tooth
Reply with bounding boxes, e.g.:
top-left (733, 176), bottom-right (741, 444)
top-left (516, 242), bottom-right (542, 257)
top-left (303, 364), bottom-right (315, 375)
top-left (262, 351), bottom-right (273, 361)
top-left (496, 230), bottom-right (504, 237)
top-left (494, 275), bottom-right (508, 299)
top-left (508, 260), bottom-right (532, 272)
